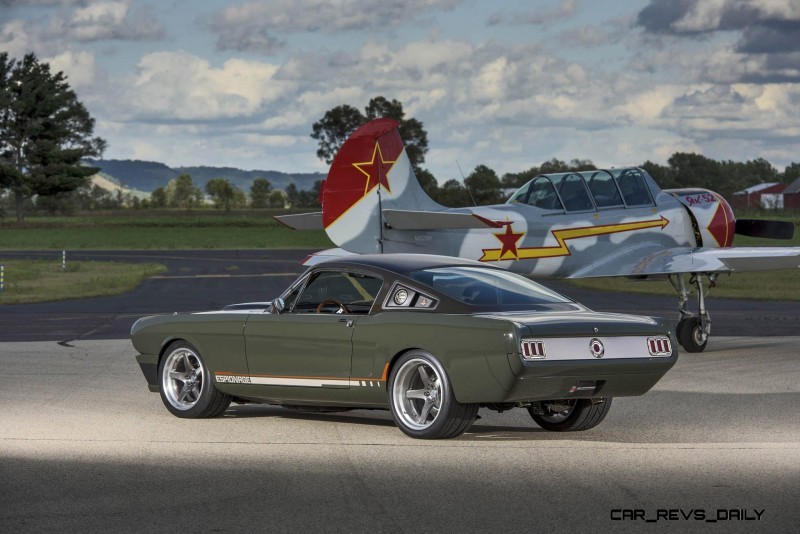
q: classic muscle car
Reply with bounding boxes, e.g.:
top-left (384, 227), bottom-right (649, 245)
top-left (131, 254), bottom-right (678, 439)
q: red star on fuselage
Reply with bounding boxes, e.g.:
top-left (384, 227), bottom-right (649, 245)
top-left (352, 141), bottom-right (395, 196)
top-left (493, 223), bottom-right (524, 260)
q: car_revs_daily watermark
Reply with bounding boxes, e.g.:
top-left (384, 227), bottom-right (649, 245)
top-left (610, 509), bottom-right (765, 523)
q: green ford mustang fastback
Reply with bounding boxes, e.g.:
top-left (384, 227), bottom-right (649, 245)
top-left (131, 254), bottom-right (677, 439)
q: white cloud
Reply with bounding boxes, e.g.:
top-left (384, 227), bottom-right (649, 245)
top-left (119, 51), bottom-right (290, 121)
top-left (208, 0), bottom-right (461, 53)
top-left (47, 1), bottom-right (165, 42)
top-left (43, 49), bottom-right (97, 88)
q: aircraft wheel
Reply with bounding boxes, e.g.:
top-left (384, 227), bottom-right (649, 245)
top-left (675, 318), bottom-right (687, 341)
top-left (678, 317), bottom-right (707, 353)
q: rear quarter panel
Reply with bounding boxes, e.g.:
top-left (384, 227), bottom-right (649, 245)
top-left (352, 312), bottom-right (519, 404)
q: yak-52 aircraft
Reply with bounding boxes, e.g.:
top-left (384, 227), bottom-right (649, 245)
top-left (277, 118), bottom-right (799, 353)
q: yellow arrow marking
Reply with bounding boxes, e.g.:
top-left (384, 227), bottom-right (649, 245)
top-left (479, 216), bottom-right (670, 262)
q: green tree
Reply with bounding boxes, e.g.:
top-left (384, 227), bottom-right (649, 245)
top-left (0, 52), bottom-right (106, 223)
top-left (415, 167), bottom-right (440, 199)
top-left (464, 164), bottom-right (503, 205)
top-left (310, 96), bottom-right (429, 170)
top-left (205, 177), bottom-right (237, 211)
top-left (285, 183), bottom-right (300, 207)
top-left (435, 179), bottom-right (472, 208)
top-left (150, 187), bottom-right (167, 208)
top-left (166, 173), bottom-right (203, 208)
top-left (783, 162), bottom-right (800, 184)
top-left (310, 104), bottom-right (364, 165)
top-left (250, 177), bottom-right (272, 208)
top-left (268, 190), bottom-right (285, 208)
top-left (501, 158), bottom-right (596, 189)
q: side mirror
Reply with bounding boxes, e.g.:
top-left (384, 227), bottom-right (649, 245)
top-left (270, 297), bottom-right (285, 314)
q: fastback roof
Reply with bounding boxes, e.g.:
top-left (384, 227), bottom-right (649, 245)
top-left (315, 253), bottom-right (499, 275)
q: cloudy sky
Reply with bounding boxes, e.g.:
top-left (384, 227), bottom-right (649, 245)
top-left (2, 0), bottom-right (799, 182)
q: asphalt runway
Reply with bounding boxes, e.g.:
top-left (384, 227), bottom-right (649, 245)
top-left (1, 337), bottom-right (798, 531)
top-left (1, 249), bottom-right (798, 343)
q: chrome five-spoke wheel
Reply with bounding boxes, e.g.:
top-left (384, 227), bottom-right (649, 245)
top-left (388, 351), bottom-right (478, 439)
top-left (162, 347), bottom-right (204, 410)
top-left (158, 341), bottom-right (232, 418)
top-left (392, 357), bottom-right (443, 430)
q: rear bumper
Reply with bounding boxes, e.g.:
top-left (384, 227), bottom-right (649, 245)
top-left (503, 356), bottom-right (677, 402)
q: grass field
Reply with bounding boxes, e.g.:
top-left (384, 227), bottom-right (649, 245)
top-left (1, 210), bottom-right (798, 301)
top-left (0, 211), bottom-right (334, 249)
top-left (0, 260), bottom-right (166, 305)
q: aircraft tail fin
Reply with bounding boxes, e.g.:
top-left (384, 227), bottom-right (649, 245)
top-left (321, 118), bottom-right (443, 253)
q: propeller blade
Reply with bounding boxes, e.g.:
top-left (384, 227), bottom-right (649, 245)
top-left (735, 219), bottom-right (795, 240)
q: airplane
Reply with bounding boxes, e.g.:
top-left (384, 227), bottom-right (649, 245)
top-left (276, 118), bottom-right (800, 353)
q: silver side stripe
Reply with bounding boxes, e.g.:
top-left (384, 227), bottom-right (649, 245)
top-left (216, 374), bottom-right (383, 388)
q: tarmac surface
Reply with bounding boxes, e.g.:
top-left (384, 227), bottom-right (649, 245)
top-left (1, 337), bottom-right (798, 532)
top-left (1, 249), bottom-right (799, 343)
top-left (1, 249), bottom-right (799, 531)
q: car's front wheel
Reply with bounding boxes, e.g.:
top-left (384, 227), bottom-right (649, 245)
top-left (159, 340), bottom-right (231, 418)
top-left (388, 351), bottom-right (478, 439)
top-left (528, 398), bottom-right (612, 431)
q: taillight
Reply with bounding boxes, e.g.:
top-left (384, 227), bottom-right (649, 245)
top-left (647, 337), bottom-right (672, 356)
top-left (521, 339), bottom-right (546, 360)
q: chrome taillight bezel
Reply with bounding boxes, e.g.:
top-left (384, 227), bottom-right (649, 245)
top-left (521, 339), bottom-right (547, 360)
top-left (647, 336), bottom-right (672, 356)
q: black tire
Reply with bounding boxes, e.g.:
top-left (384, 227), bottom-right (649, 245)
top-left (158, 340), bottom-right (232, 418)
top-left (675, 318), bottom-right (687, 342)
top-left (528, 398), bottom-right (612, 431)
top-left (388, 351), bottom-right (478, 439)
top-left (678, 317), bottom-right (707, 353)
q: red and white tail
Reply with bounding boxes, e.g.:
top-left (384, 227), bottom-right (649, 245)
top-left (321, 118), bottom-right (442, 253)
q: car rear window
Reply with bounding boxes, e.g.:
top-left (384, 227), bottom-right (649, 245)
top-left (408, 266), bottom-right (571, 306)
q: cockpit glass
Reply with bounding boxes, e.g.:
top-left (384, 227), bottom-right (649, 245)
top-left (615, 169), bottom-right (653, 206)
top-left (553, 173), bottom-right (594, 212)
top-left (587, 171), bottom-right (624, 208)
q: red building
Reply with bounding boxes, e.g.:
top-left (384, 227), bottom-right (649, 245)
top-left (730, 182), bottom-right (787, 209)
top-left (783, 177), bottom-right (800, 209)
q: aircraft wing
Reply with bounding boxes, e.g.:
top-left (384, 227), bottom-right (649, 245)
top-left (274, 212), bottom-right (323, 230)
top-left (300, 248), bottom-right (356, 266)
top-left (568, 245), bottom-right (800, 279)
top-left (276, 210), bottom-right (494, 231)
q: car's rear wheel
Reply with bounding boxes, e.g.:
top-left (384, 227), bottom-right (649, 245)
top-left (528, 398), bottom-right (612, 431)
top-left (388, 351), bottom-right (478, 439)
top-left (159, 341), bottom-right (231, 418)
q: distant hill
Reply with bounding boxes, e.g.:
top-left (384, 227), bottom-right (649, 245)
top-left (85, 159), bottom-right (325, 193)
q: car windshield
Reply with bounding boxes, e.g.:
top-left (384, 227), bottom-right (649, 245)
top-left (408, 266), bottom-right (572, 306)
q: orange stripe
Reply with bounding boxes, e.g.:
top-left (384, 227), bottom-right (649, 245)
top-left (381, 362), bottom-right (390, 382)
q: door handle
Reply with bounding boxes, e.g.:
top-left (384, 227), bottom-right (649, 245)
top-left (339, 318), bottom-right (354, 327)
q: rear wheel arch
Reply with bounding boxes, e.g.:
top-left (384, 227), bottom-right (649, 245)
top-left (385, 347), bottom-right (423, 388)
top-left (384, 347), bottom-right (463, 392)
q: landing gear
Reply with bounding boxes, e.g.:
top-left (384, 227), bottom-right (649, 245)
top-left (669, 273), bottom-right (717, 353)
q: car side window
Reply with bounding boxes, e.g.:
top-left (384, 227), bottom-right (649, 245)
top-left (292, 271), bottom-right (383, 314)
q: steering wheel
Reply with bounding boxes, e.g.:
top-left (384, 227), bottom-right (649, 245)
top-left (315, 298), bottom-right (350, 314)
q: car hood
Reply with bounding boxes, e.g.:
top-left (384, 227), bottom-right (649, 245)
top-left (478, 310), bottom-right (667, 337)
